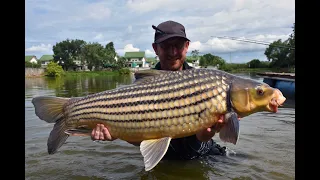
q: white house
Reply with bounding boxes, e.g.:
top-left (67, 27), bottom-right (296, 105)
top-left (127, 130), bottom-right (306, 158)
top-left (25, 55), bottom-right (38, 64)
top-left (38, 55), bottom-right (54, 68)
top-left (124, 51), bottom-right (148, 68)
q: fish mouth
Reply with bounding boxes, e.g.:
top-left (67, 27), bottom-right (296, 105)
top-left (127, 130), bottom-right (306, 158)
top-left (268, 89), bottom-right (286, 112)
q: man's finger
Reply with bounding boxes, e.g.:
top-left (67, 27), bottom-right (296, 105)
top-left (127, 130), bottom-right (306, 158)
top-left (94, 124), bottom-right (101, 140)
top-left (99, 129), bottom-right (105, 140)
top-left (91, 127), bottom-right (96, 139)
top-left (103, 128), bottom-right (112, 140)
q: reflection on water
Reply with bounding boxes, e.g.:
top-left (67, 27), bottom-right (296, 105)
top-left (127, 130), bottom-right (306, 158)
top-left (26, 74), bottom-right (134, 98)
top-left (25, 72), bottom-right (295, 180)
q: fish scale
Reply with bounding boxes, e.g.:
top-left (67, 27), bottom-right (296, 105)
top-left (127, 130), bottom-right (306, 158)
top-left (63, 69), bottom-right (230, 142)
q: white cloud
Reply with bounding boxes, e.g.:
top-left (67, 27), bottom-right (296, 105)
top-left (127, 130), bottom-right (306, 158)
top-left (127, 25), bottom-right (133, 33)
top-left (27, 1), bottom-right (112, 29)
top-left (189, 34), bottom-right (290, 54)
top-left (94, 34), bottom-right (104, 40)
top-left (124, 44), bottom-right (140, 52)
top-left (85, 3), bottom-right (111, 20)
top-left (145, 49), bottom-right (156, 57)
top-left (25, 0), bottom-right (295, 63)
top-left (126, 0), bottom-right (230, 14)
top-left (25, 44), bottom-right (53, 53)
top-left (116, 44), bottom-right (140, 56)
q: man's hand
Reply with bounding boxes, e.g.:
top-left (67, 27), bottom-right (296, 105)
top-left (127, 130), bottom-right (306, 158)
top-left (196, 115), bottom-right (241, 142)
top-left (91, 124), bottom-right (140, 146)
top-left (91, 124), bottom-right (117, 141)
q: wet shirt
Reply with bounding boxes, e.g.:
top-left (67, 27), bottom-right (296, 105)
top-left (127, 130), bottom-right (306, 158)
top-left (152, 61), bottom-right (226, 160)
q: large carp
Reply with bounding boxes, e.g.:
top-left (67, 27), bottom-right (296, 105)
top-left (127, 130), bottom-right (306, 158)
top-left (32, 68), bottom-right (286, 171)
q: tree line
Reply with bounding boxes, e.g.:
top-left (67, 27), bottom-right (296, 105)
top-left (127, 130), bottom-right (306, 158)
top-left (52, 40), bottom-right (127, 71)
top-left (47, 22), bottom-right (294, 72)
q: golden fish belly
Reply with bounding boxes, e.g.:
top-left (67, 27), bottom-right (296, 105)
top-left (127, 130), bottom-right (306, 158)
top-left (64, 69), bottom-right (230, 142)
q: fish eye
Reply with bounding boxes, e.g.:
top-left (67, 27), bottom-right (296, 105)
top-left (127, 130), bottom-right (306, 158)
top-left (256, 87), bottom-right (264, 96)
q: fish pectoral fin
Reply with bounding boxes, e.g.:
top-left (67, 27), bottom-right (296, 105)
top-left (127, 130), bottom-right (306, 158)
top-left (219, 112), bottom-right (240, 145)
top-left (65, 128), bottom-right (92, 136)
top-left (140, 137), bottom-right (172, 171)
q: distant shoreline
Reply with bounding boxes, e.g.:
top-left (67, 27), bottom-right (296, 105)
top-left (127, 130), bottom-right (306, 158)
top-left (25, 67), bottom-right (293, 78)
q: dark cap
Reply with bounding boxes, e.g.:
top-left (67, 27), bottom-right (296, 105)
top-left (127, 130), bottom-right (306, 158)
top-left (152, 20), bottom-right (190, 43)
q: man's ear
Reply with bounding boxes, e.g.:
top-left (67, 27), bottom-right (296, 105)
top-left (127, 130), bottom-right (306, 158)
top-left (185, 41), bottom-right (190, 48)
top-left (152, 43), bottom-right (158, 55)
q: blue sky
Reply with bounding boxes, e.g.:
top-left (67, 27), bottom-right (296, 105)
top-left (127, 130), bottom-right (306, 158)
top-left (25, 0), bottom-right (295, 63)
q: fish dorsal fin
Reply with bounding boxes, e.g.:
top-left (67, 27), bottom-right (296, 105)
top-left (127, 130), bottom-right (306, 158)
top-left (134, 69), bottom-right (168, 84)
top-left (219, 111), bottom-right (240, 145)
top-left (140, 137), bottom-right (172, 171)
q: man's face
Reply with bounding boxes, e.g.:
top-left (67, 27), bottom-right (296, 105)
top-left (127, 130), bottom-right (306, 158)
top-left (152, 37), bottom-right (189, 71)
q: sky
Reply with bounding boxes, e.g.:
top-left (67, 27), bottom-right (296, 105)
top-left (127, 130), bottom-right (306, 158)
top-left (25, 0), bottom-right (295, 63)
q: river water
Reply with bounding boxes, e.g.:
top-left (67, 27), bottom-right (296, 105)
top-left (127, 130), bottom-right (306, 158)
top-left (25, 72), bottom-right (295, 180)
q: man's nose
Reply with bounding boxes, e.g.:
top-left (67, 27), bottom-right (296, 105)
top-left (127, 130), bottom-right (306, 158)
top-left (169, 46), bottom-right (179, 56)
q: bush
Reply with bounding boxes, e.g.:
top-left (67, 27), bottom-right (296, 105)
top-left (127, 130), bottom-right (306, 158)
top-left (25, 61), bottom-right (41, 68)
top-left (118, 68), bottom-right (131, 75)
top-left (45, 62), bottom-right (65, 77)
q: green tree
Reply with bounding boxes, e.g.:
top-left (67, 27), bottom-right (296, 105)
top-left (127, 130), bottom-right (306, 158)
top-left (264, 39), bottom-right (291, 68)
top-left (104, 42), bottom-right (117, 65)
top-left (264, 23), bottom-right (295, 68)
top-left (45, 61), bottom-right (65, 77)
top-left (52, 39), bottom-right (87, 71)
top-left (247, 59), bottom-right (261, 68)
top-left (191, 49), bottom-right (199, 59)
top-left (287, 23), bottom-right (295, 67)
top-left (200, 53), bottom-right (226, 67)
top-left (81, 42), bottom-right (105, 71)
top-left (116, 56), bottom-right (127, 69)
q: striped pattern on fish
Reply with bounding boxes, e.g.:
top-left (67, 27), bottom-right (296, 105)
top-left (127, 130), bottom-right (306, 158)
top-left (63, 69), bottom-right (232, 141)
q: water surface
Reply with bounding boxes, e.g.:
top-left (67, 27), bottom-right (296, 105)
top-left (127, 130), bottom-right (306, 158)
top-left (25, 72), bottom-right (295, 180)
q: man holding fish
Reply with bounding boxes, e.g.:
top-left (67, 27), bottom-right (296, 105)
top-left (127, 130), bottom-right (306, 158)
top-left (91, 20), bottom-right (232, 159)
top-left (32, 20), bottom-right (285, 172)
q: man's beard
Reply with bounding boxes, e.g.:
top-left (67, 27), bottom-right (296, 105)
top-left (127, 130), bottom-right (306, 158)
top-left (164, 58), bottom-right (184, 71)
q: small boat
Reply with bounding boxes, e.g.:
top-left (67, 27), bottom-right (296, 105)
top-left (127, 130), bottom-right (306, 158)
top-left (257, 72), bottom-right (295, 102)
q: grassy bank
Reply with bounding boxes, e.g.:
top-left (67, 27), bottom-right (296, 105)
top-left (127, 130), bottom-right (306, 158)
top-left (65, 70), bottom-right (118, 77)
top-left (224, 68), bottom-right (295, 74)
top-left (64, 68), bottom-right (132, 77)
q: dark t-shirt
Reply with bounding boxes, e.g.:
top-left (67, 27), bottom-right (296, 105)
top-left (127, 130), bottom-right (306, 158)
top-left (152, 61), bottom-right (226, 160)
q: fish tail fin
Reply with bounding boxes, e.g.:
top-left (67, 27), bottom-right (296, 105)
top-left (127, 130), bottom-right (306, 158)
top-left (47, 117), bottom-right (69, 154)
top-left (32, 96), bottom-right (71, 154)
top-left (32, 96), bottom-right (70, 123)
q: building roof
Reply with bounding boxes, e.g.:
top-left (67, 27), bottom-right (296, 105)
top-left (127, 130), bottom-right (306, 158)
top-left (124, 51), bottom-right (145, 58)
top-left (39, 55), bottom-right (54, 61)
top-left (25, 55), bottom-right (36, 62)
